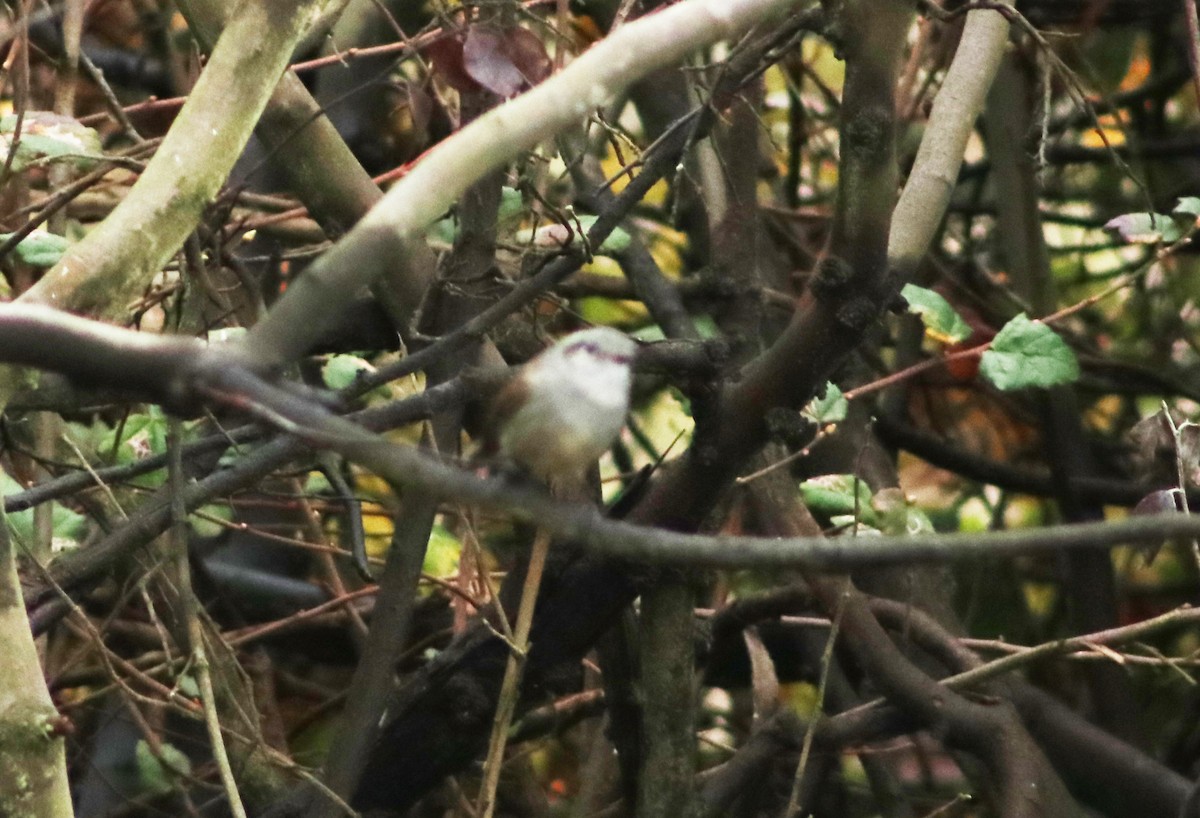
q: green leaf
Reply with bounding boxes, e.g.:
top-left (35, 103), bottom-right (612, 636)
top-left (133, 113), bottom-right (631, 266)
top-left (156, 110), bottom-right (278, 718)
top-left (630, 317), bottom-right (717, 345)
top-left (799, 474), bottom-right (874, 522)
top-left (803, 382), bottom-right (847, 425)
top-left (321, 354), bottom-right (393, 402)
top-left (871, 488), bottom-right (935, 536)
top-left (176, 673), bottom-right (200, 699)
top-left (667, 385), bottom-right (692, 418)
top-left (423, 522), bottom-right (461, 580)
top-left (427, 215), bottom-right (456, 245)
top-left (1103, 211), bottom-right (1187, 244)
top-left (322, 354), bottom-right (374, 391)
top-left (513, 215), bottom-right (631, 254)
top-left (135, 739), bottom-right (191, 796)
top-left (900, 284), bottom-right (971, 343)
top-left (63, 419), bottom-right (111, 461)
top-left (98, 407), bottom-right (171, 486)
top-left (304, 470), bottom-right (332, 494)
top-left (434, 188), bottom-right (534, 244)
top-left (50, 503), bottom-right (88, 546)
top-left (497, 186), bottom-right (525, 226)
top-left (190, 503), bottom-right (232, 539)
top-left (702, 315), bottom-right (725, 339)
top-left (576, 215), bottom-right (631, 253)
top-left (1, 470), bottom-right (88, 550)
top-left (1174, 197), bottom-right (1200, 218)
top-left (0, 230), bottom-right (70, 267)
top-left (0, 112), bottom-right (103, 171)
top-left (979, 314), bottom-right (1080, 390)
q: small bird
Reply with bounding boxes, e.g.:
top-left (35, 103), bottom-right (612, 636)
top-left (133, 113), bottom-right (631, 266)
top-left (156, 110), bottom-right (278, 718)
top-left (475, 326), bottom-right (637, 818)
top-left (489, 326), bottom-right (637, 485)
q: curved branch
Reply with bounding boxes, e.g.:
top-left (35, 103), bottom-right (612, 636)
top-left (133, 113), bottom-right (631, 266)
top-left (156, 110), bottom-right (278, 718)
top-left (6, 309), bottom-right (1199, 585)
top-left (241, 0), bottom-right (810, 370)
top-left (167, 365), bottom-right (1200, 572)
top-left (889, 0), bottom-right (1012, 276)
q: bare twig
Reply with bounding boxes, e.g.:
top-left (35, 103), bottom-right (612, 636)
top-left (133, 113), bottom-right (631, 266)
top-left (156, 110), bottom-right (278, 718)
top-left (476, 526), bottom-right (553, 818)
top-left (783, 578), bottom-right (847, 818)
top-left (169, 418), bottom-right (247, 818)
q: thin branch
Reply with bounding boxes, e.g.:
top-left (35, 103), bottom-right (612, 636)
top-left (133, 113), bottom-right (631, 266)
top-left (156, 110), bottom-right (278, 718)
top-left (783, 578), bottom-right (847, 818)
top-left (169, 418), bottom-right (247, 818)
top-left (476, 527), bottom-right (553, 818)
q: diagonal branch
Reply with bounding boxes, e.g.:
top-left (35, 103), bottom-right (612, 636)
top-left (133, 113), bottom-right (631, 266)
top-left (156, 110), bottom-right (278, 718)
top-left (240, 0), bottom-right (812, 371)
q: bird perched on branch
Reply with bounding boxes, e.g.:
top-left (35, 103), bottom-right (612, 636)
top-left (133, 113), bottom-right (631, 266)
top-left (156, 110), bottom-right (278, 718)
top-left (487, 326), bottom-right (637, 486)
top-left (474, 326), bottom-right (637, 818)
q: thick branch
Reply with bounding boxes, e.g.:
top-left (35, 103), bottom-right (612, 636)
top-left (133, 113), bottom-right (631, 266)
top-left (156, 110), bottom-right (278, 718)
top-left (240, 0), bottom-right (809, 371)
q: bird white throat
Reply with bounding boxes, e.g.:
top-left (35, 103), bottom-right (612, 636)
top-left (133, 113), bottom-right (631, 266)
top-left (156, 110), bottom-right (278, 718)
top-left (493, 327), bottom-right (636, 483)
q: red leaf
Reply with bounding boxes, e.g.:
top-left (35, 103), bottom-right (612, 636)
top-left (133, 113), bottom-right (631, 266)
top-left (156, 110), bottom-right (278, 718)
top-left (1133, 489), bottom-right (1180, 516)
top-left (425, 34), bottom-right (481, 94)
top-left (463, 25), bottom-right (551, 99)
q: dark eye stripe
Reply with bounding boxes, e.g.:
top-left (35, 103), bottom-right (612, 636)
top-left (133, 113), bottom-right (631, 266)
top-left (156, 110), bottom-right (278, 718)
top-left (563, 340), bottom-right (634, 364)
